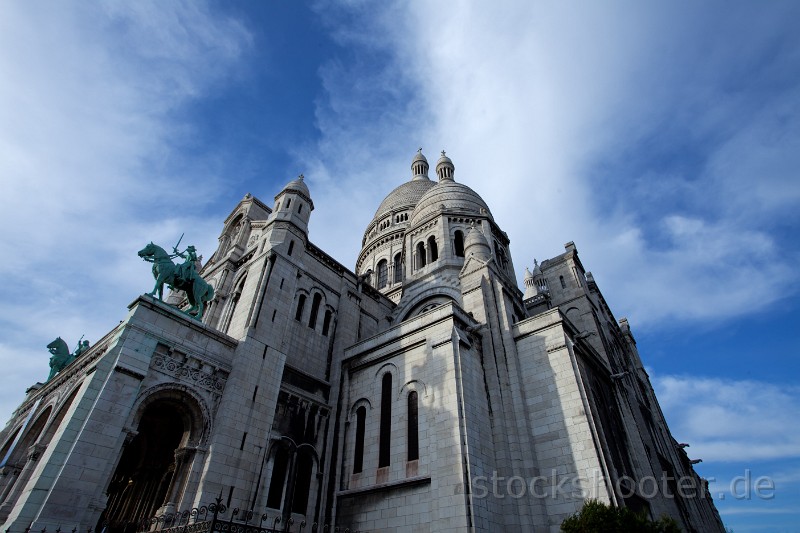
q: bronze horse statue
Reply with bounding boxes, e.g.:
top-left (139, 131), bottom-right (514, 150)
top-left (137, 242), bottom-right (214, 319)
top-left (47, 337), bottom-right (72, 381)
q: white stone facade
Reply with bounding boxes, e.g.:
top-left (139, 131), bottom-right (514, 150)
top-left (0, 153), bottom-right (724, 532)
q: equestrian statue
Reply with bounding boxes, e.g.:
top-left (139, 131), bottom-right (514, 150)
top-left (47, 336), bottom-right (90, 381)
top-left (137, 238), bottom-right (214, 320)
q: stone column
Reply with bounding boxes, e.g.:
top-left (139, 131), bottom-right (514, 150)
top-left (163, 447), bottom-right (196, 509)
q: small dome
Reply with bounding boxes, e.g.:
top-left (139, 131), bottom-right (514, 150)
top-left (276, 174), bottom-right (312, 205)
top-left (412, 149), bottom-right (428, 165)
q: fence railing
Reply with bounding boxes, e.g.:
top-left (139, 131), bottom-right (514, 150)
top-left (10, 499), bottom-right (357, 533)
top-left (133, 498), bottom-right (356, 533)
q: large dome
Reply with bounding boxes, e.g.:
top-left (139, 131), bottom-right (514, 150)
top-left (371, 177), bottom-right (435, 223)
top-left (357, 150), bottom-right (436, 282)
top-left (357, 176), bottom-right (434, 275)
top-left (408, 179), bottom-right (492, 228)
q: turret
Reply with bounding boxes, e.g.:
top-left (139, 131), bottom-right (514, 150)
top-left (463, 224), bottom-right (492, 262)
top-left (272, 174), bottom-right (313, 234)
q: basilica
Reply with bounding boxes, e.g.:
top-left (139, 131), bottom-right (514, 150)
top-left (0, 151), bottom-right (724, 532)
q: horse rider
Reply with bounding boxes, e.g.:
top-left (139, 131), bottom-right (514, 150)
top-left (173, 245), bottom-right (199, 283)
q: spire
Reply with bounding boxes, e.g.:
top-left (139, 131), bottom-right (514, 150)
top-left (436, 150), bottom-right (455, 181)
top-left (411, 148), bottom-right (430, 180)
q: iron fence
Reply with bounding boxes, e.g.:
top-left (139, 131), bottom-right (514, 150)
top-left (133, 498), bottom-right (356, 533)
top-left (10, 499), bottom-right (357, 533)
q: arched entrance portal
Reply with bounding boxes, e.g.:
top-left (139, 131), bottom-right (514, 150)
top-left (101, 396), bottom-right (200, 532)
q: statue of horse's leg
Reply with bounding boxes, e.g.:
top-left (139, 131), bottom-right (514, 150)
top-left (148, 275), bottom-right (159, 296)
top-left (197, 284), bottom-right (214, 320)
top-left (149, 278), bottom-right (164, 299)
top-left (154, 271), bottom-right (170, 300)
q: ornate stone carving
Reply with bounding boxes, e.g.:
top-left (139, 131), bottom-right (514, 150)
top-left (151, 351), bottom-right (228, 394)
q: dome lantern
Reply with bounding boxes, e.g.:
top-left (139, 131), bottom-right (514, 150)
top-left (435, 150), bottom-right (455, 181)
top-left (411, 148), bottom-right (429, 180)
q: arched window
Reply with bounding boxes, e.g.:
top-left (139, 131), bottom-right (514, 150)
top-left (416, 242), bottom-right (426, 269)
top-left (322, 310), bottom-right (333, 336)
top-left (379, 373), bottom-right (392, 467)
top-left (0, 427), bottom-right (21, 465)
top-left (408, 391), bottom-right (419, 461)
top-left (287, 240), bottom-right (294, 256)
top-left (428, 236), bottom-right (438, 262)
top-left (295, 294), bottom-right (306, 321)
top-left (267, 447), bottom-right (289, 509)
top-left (393, 253), bottom-right (402, 283)
top-left (308, 293), bottom-right (322, 329)
top-left (494, 240), bottom-right (507, 268)
top-left (560, 275), bottom-right (567, 289)
top-left (353, 406), bottom-right (366, 474)
top-left (377, 259), bottom-right (388, 289)
top-left (454, 230), bottom-right (465, 257)
top-left (292, 453), bottom-right (313, 514)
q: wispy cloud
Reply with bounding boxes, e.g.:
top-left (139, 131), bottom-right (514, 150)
top-left (301, 0), bottom-right (800, 330)
top-left (653, 375), bottom-right (800, 462)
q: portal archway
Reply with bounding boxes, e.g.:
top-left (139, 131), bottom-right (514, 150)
top-left (101, 392), bottom-right (204, 532)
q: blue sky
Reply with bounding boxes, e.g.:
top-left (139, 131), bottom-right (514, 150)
top-left (1, 1), bottom-right (798, 531)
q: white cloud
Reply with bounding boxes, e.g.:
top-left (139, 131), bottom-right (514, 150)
top-left (653, 375), bottom-right (800, 462)
top-left (301, 0), bottom-right (800, 331)
top-left (0, 2), bottom-right (251, 420)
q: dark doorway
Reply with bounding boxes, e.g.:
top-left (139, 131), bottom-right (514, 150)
top-left (101, 400), bottom-right (186, 532)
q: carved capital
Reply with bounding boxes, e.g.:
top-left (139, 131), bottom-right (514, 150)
top-left (174, 447), bottom-right (194, 463)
